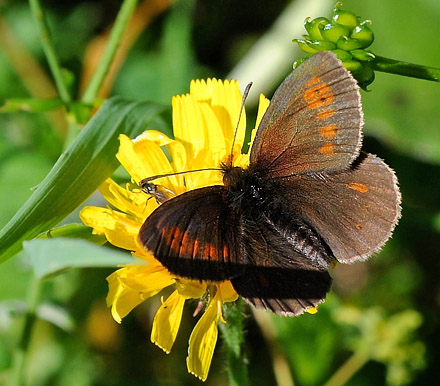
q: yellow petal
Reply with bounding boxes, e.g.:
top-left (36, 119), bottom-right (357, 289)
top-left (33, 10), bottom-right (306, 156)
top-left (233, 153), bottom-right (250, 169)
top-left (151, 290), bottom-right (186, 353)
top-left (306, 306), bottom-right (318, 314)
top-left (216, 281), bottom-right (239, 303)
top-left (116, 134), bottom-right (177, 190)
top-left (189, 78), bottom-right (216, 100)
top-left (138, 130), bottom-right (188, 190)
top-left (118, 265), bottom-right (174, 292)
top-left (186, 148), bottom-right (223, 189)
top-left (186, 294), bottom-right (220, 381)
top-left (210, 79), bottom-right (246, 156)
top-left (189, 79), bottom-right (246, 161)
top-left (99, 178), bottom-right (156, 222)
top-left (132, 249), bottom-right (163, 267)
top-left (172, 94), bottom-right (206, 160)
top-left (175, 278), bottom-right (207, 299)
top-left (106, 266), bottom-right (174, 323)
top-left (198, 101), bottom-right (227, 153)
top-left (80, 206), bottom-right (140, 251)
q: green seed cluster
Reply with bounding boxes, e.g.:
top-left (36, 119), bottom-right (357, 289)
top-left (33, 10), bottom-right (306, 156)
top-left (293, 2), bottom-right (375, 88)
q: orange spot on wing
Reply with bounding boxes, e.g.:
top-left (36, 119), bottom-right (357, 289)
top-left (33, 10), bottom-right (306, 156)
top-left (203, 243), bottom-right (210, 260)
top-left (223, 245), bottom-right (229, 261)
top-left (319, 142), bottom-right (334, 154)
top-left (320, 124), bottom-right (339, 139)
top-left (356, 224), bottom-right (362, 230)
top-left (193, 239), bottom-right (200, 257)
top-left (180, 231), bottom-right (189, 255)
top-left (347, 182), bottom-right (369, 193)
top-left (306, 77), bottom-right (321, 86)
top-left (209, 244), bottom-right (218, 261)
top-left (316, 109), bottom-right (336, 120)
top-left (304, 77), bottom-right (334, 110)
top-left (161, 226), bottom-right (173, 247)
top-left (170, 226), bottom-right (183, 253)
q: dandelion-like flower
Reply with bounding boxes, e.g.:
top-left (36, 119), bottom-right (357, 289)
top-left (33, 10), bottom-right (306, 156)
top-left (80, 79), bottom-right (270, 381)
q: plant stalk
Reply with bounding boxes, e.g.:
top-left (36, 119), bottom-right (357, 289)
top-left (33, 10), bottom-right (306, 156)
top-left (81, 0), bottom-right (139, 104)
top-left (28, 0), bottom-right (71, 106)
top-left (10, 276), bottom-right (43, 386)
top-left (219, 299), bottom-right (249, 386)
top-left (323, 350), bottom-right (369, 386)
top-left (372, 55), bottom-right (440, 82)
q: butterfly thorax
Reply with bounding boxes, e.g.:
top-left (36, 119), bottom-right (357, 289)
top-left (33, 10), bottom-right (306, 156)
top-left (222, 164), bottom-right (271, 210)
top-left (222, 163), bottom-right (334, 269)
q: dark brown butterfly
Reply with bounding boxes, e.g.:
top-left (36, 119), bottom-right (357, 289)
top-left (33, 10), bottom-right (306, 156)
top-left (138, 51), bottom-right (401, 316)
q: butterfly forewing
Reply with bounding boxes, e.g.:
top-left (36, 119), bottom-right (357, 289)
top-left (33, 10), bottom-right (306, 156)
top-left (280, 153), bottom-right (401, 263)
top-left (138, 185), bottom-right (243, 281)
top-left (250, 51), bottom-right (363, 177)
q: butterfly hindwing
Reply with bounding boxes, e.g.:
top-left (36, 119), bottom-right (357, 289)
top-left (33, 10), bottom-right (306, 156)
top-left (250, 51), bottom-right (363, 177)
top-left (231, 210), bottom-right (333, 316)
top-left (138, 185), bottom-right (243, 281)
top-left (139, 182), bottom-right (334, 316)
top-left (279, 153), bottom-right (401, 263)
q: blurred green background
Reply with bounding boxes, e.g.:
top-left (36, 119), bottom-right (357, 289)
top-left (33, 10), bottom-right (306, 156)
top-left (0, 0), bottom-right (439, 385)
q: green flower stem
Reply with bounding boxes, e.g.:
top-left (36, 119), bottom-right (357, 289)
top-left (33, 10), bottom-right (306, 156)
top-left (10, 276), bottom-right (43, 386)
top-left (323, 350), bottom-right (369, 386)
top-left (372, 55), bottom-right (440, 82)
top-left (28, 0), bottom-right (71, 106)
top-left (219, 299), bottom-right (249, 386)
top-left (81, 0), bottom-right (139, 104)
top-left (252, 309), bottom-right (295, 386)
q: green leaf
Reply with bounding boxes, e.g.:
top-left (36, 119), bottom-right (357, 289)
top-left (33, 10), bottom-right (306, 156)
top-left (0, 97), bottom-right (167, 263)
top-left (38, 223), bottom-right (107, 244)
top-left (0, 98), bottom-right (63, 113)
top-left (23, 238), bottom-right (135, 279)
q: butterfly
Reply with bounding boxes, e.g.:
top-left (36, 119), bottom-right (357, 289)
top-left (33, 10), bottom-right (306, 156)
top-left (138, 51), bottom-right (401, 316)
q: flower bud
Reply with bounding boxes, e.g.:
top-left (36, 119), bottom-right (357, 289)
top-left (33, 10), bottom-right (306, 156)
top-left (307, 40), bottom-right (337, 51)
top-left (331, 49), bottom-right (352, 61)
top-left (293, 3), bottom-right (377, 87)
top-left (342, 60), bottom-right (363, 72)
top-left (351, 20), bottom-right (374, 46)
top-left (336, 36), bottom-right (364, 51)
top-left (350, 49), bottom-right (375, 62)
top-left (292, 39), bottom-right (318, 54)
top-left (320, 23), bottom-right (350, 43)
top-left (354, 63), bottom-right (375, 89)
top-left (304, 17), bottom-right (329, 41)
top-left (332, 2), bottom-right (359, 30)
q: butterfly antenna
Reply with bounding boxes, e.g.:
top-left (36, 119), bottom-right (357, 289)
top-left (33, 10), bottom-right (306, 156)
top-left (229, 82), bottom-right (253, 167)
top-left (140, 168), bottom-right (222, 185)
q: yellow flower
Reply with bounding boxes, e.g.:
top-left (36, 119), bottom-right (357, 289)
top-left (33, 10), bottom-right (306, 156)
top-left (80, 78), bottom-right (270, 381)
